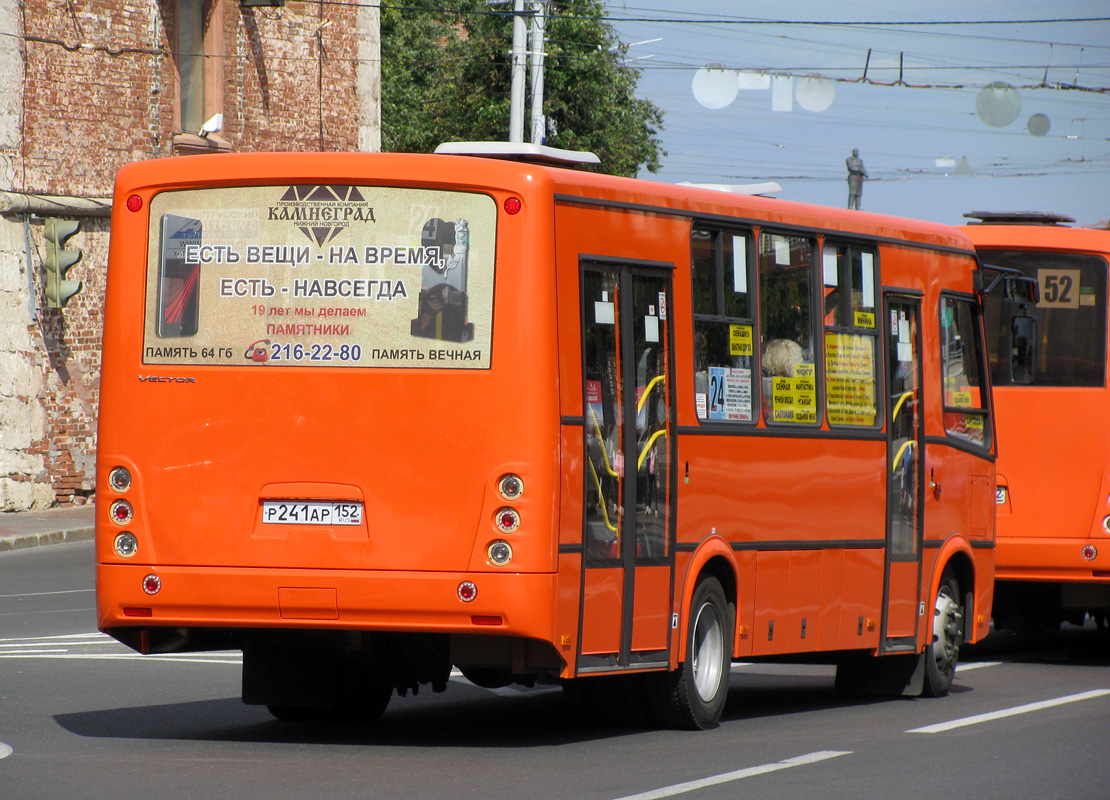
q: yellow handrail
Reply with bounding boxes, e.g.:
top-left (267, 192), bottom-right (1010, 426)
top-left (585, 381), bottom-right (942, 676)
top-left (637, 374), bottom-right (666, 413)
top-left (587, 406), bottom-right (620, 477)
top-left (891, 439), bottom-right (915, 474)
top-left (891, 390), bottom-right (914, 422)
top-left (638, 429), bottom-right (667, 471)
top-left (587, 459), bottom-right (619, 533)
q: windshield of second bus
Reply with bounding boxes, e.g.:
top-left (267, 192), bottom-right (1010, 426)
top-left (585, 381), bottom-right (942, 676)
top-left (980, 249), bottom-right (1107, 387)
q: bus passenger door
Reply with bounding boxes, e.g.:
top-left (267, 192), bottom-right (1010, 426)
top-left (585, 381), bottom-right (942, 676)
top-left (882, 296), bottom-right (924, 652)
top-left (579, 263), bottom-right (675, 674)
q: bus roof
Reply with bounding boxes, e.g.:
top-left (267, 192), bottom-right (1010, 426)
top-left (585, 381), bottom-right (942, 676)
top-left (963, 217), bottom-right (1110, 253)
top-left (114, 150), bottom-right (975, 255)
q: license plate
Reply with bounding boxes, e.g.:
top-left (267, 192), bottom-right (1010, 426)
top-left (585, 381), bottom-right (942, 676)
top-left (262, 500), bottom-right (363, 526)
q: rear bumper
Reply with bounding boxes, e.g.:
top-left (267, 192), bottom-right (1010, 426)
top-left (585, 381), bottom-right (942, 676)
top-left (996, 538), bottom-right (1110, 583)
top-left (97, 563), bottom-right (558, 640)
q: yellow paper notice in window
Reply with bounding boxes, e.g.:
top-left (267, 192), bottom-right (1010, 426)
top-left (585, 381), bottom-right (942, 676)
top-left (730, 324), bottom-right (753, 356)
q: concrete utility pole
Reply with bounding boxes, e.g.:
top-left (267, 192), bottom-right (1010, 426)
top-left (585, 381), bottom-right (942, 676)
top-left (509, 0), bottom-right (527, 143)
top-left (500, 0), bottom-right (548, 144)
top-left (528, 0), bottom-right (547, 144)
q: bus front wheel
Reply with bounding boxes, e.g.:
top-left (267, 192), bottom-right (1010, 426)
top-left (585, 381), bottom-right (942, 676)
top-left (653, 576), bottom-right (732, 730)
top-left (923, 568), bottom-right (964, 697)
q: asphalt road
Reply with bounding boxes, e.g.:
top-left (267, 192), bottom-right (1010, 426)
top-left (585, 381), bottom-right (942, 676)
top-left (2, 540), bottom-right (1109, 800)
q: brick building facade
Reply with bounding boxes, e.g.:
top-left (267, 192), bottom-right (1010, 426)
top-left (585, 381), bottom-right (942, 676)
top-left (0, 0), bottom-right (380, 510)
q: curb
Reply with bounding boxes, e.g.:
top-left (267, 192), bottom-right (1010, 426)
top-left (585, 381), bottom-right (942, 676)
top-left (0, 526), bottom-right (96, 552)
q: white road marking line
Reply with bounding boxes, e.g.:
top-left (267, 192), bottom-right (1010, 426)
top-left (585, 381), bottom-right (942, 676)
top-left (954, 661), bottom-right (1001, 672)
top-left (0, 631), bottom-right (243, 664)
top-left (610, 751), bottom-right (852, 800)
top-left (0, 653), bottom-right (242, 664)
top-left (0, 589), bottom-right (94, 599)
top-left (0, 632), bottom-right (110, 643)
top-left (0, 640), bottom-right (115, 649)
top-left (907, 689), bottom-right (1110, 734)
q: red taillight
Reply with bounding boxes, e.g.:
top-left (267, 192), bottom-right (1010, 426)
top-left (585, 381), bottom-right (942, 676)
top-left (142, 574), bottom-right (161, 595)
top-left (110, 500), bottom-right (133, 525)
top-left (503, 197), bottom-right (522, 215)
top-left (471, 616), bottom-right (502, 626)
top-left (126, 194), bottom-right (143, 212)
top-left (495, 508), bottom-right (520, 533)
top-left (457, 581), bottom-right (477, 602)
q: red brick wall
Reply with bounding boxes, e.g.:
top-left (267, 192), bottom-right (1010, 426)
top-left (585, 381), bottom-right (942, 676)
top-left (8, 0), bottom-right (367, 506)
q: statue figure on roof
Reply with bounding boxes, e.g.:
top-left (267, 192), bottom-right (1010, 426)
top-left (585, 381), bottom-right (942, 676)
top-left (846, 149), bottom-right (868, 210)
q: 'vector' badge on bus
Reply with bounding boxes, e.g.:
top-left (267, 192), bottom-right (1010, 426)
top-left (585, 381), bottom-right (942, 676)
top-left (138, 375), bottom-right (196, 383)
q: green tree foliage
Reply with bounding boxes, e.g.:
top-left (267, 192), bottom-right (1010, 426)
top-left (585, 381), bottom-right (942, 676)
top-left (381, 0), bottom-right (664, 176)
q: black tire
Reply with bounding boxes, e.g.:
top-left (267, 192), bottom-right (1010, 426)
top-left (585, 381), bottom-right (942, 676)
top-left (652, 576), bottom-right (733, 730)
top-left (923, 568), bottom-right (964, 697)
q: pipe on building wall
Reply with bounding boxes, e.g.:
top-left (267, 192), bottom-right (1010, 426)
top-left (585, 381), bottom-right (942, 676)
top-left (0, 191), bottom-right (112, 218)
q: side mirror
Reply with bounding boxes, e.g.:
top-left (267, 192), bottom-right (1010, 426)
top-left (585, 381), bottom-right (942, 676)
top-left (1010, 314), bottom-right (1036, 385)
top-left (1006, 276), bottom-right (1039, 304)
top-left (976, 265), bottom-right (1039, 304)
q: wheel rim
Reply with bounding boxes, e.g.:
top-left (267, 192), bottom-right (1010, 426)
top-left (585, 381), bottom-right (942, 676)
top-left (691, 601), bottom-right (724, 702)
top-left (932, 585), bottom-right (963, 674)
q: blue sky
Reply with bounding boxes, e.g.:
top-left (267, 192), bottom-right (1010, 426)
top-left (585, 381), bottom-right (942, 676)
top-left (602, 1), bottom-right (1110, 227)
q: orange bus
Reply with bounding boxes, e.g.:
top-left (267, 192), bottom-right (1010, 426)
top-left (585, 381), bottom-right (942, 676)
top-left (968, 212), bottom-right (1110, 631)
top-left (97, 145), bottom-right (1004, 729)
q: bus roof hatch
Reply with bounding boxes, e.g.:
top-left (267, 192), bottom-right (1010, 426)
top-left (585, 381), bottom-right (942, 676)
top-left (963, 211), bottom-right (1075, 226)
top-left (433, 141), bottom-right (601, 166)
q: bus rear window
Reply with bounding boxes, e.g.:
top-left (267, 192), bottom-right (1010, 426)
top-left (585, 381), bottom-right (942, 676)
top-left (980, 249), bottom-right (1108, 387)
top-left (142, 185), bottom-right (497, 369)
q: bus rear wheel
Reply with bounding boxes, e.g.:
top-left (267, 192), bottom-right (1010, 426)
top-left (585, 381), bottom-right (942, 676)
top-left (923, 569), bottom-right (964, 697)
top-left (652, 576), bottom-right (732, 730)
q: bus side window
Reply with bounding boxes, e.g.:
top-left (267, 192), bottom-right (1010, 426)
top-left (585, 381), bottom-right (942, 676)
top-left (692, 228), bottom-right (756, 423)
top-left (940, 296), bottom-right (992, 449)
top-left (759, 232), bottom-right (818, 424)
top-left (823, 243), bottom-right (879, 427)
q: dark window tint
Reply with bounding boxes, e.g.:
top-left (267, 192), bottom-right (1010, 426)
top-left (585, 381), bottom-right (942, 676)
top-left (981, 250), bottom-right (1107, 387)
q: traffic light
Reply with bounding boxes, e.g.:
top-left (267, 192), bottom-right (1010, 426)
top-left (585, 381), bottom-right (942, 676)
top-left (43, 218), bottom-right (83, 308)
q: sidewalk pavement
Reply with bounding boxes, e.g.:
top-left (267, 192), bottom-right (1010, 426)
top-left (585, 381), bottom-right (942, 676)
top-left (0, 504), bottom-right (96, 552)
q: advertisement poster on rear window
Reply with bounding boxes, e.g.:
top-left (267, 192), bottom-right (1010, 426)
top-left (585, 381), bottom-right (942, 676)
top-left (143, 185), bottom-right (497, 369)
